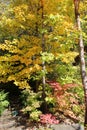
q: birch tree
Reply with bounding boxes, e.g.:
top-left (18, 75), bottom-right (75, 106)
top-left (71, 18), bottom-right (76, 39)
top-left (74, 0), bottom-right (87, 127)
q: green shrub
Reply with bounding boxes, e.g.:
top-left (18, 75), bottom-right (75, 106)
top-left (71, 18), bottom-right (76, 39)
top-left (0, 90), bottom-right (9, 116)
top-left (21, 89), bottom-right (42, 121)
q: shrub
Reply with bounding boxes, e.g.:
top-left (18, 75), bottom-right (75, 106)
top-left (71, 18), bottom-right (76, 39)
top-left (0, 90), bottom-right (9, 116)
top-left (21, 89), bottom-right (42, 121)
top-left (40, 114), bottom-right (59, 125)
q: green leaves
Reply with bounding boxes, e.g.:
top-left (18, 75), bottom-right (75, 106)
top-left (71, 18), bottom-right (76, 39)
top-left (41, 52), bottom-right (54, 63)
top-left (30, 110), bottom-right (42, 121)
top-left (0, 91), bottom-right (9, 116)
top-left (21, 89), bottom-right (42, 121)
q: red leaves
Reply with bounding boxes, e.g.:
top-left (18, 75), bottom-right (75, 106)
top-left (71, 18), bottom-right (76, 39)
top-left (47, 80), bottom-right (77, 91)
top-left (46, 80), bottom-right (79, 120)
top-left (40, 114), bottom-right (59, 124)
top-left (46, 80), bottom-right (77, 97)
top-left (63, 83), bottom-right (77, 90)
top-left (46, 80), bottom-right (62, 91)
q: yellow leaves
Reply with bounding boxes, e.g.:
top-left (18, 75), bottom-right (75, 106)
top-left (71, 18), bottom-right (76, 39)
top-left (19, 36), bottom-right (41, 50)
top-left (27, 46), bottom-right (41, 56)
top-left (1, 16), bottom-right (7, 24)
top-left (1, 16), bottom-right (13, 28)
top-left (52, 50), bottom-right (78, 64)
top-left (20, 58), bottom-right (32, 66)
top-left (17, 68), bottom-right (31, 77)
top-left (13, 4), bottom-right (28, 22)
top-left (10, 55), bottom-right (20, 61)
top-left (27, 14), bottom-right (35, 21)
top-left (44, 0), bottom-right (60, 14)
top-left (18, 38), bottom-right (29, 50)
top-left (79, 0), bottom-right (86, 14)
top-left (0, 65), bottom-right (5, 75)
top-left (0, 56), bottom-right (9, 62)
top-left (62, 57), bottom-right (69, 63)
top-left (33, 58), bottom-right (41, 65)
top-left (0, 16), bottom-right (17, 34)
top-left (0, 36), bottom-right (42, 70)
top-left (62, 52), bottom-right (79, 63)
top-left (0, 62), bottom-right (12, 77)
top-left (0, 40), bottom-right (22, 54)
top-left (5, 18), bottom-right (13, 28)
top-left (64, 21), bottom-right (73, 30)
top-left (7, 75), bottom-right (16, 81)
top-left (0, 0), bottom-right (80, 90)
top-left (34, 64), bottom-right (41, 71)
top-left (4, 39), bottom-right (17, 46)
top-left (14, 80), bottom-right (30, 89)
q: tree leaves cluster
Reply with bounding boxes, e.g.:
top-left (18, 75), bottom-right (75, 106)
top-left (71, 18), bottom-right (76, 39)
top-left (0, 0), bottom-right (78, 87)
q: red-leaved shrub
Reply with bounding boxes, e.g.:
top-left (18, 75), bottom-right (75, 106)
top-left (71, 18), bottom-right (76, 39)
top-left (40, 114), bottom-right (59, 124)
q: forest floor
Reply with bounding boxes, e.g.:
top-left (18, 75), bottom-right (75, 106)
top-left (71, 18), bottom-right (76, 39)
top-left (0, 95), bottom-right (30, 130)
top-left (0, 107), bottom-right (84, 130)
top-left (0, 86), bottom-right (84, 130)
top-left (0, 108), bottom-right (84, 130)
top-left (0, 96), bottom-right (84, 130)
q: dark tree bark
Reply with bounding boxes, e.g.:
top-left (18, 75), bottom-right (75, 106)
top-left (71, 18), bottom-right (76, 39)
top-left (73, 0), bottom-right (87, 128)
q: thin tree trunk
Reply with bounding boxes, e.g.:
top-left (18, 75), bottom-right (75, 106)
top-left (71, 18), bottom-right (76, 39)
top-left (40, 0), bottom-right (47, 113)
top-left (73, 0), bottom-right (87, 127)
top-left (78, 14), bottom-right (87, 127)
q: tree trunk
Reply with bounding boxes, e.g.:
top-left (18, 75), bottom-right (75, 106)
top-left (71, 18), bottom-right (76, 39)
top-left (78, 15), bottom-right (87, 127)
top-left (73, 0), bottom-right (87, 127)
top-left (40, 0), bottom-right (47, 113)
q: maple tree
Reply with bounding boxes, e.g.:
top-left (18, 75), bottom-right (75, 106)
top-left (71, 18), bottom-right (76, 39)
top-left (0, 0), bottom-right (78, 87)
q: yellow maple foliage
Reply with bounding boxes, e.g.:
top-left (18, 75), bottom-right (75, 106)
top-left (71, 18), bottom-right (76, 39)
top-left (0, 0), bottom-right (78, 88)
